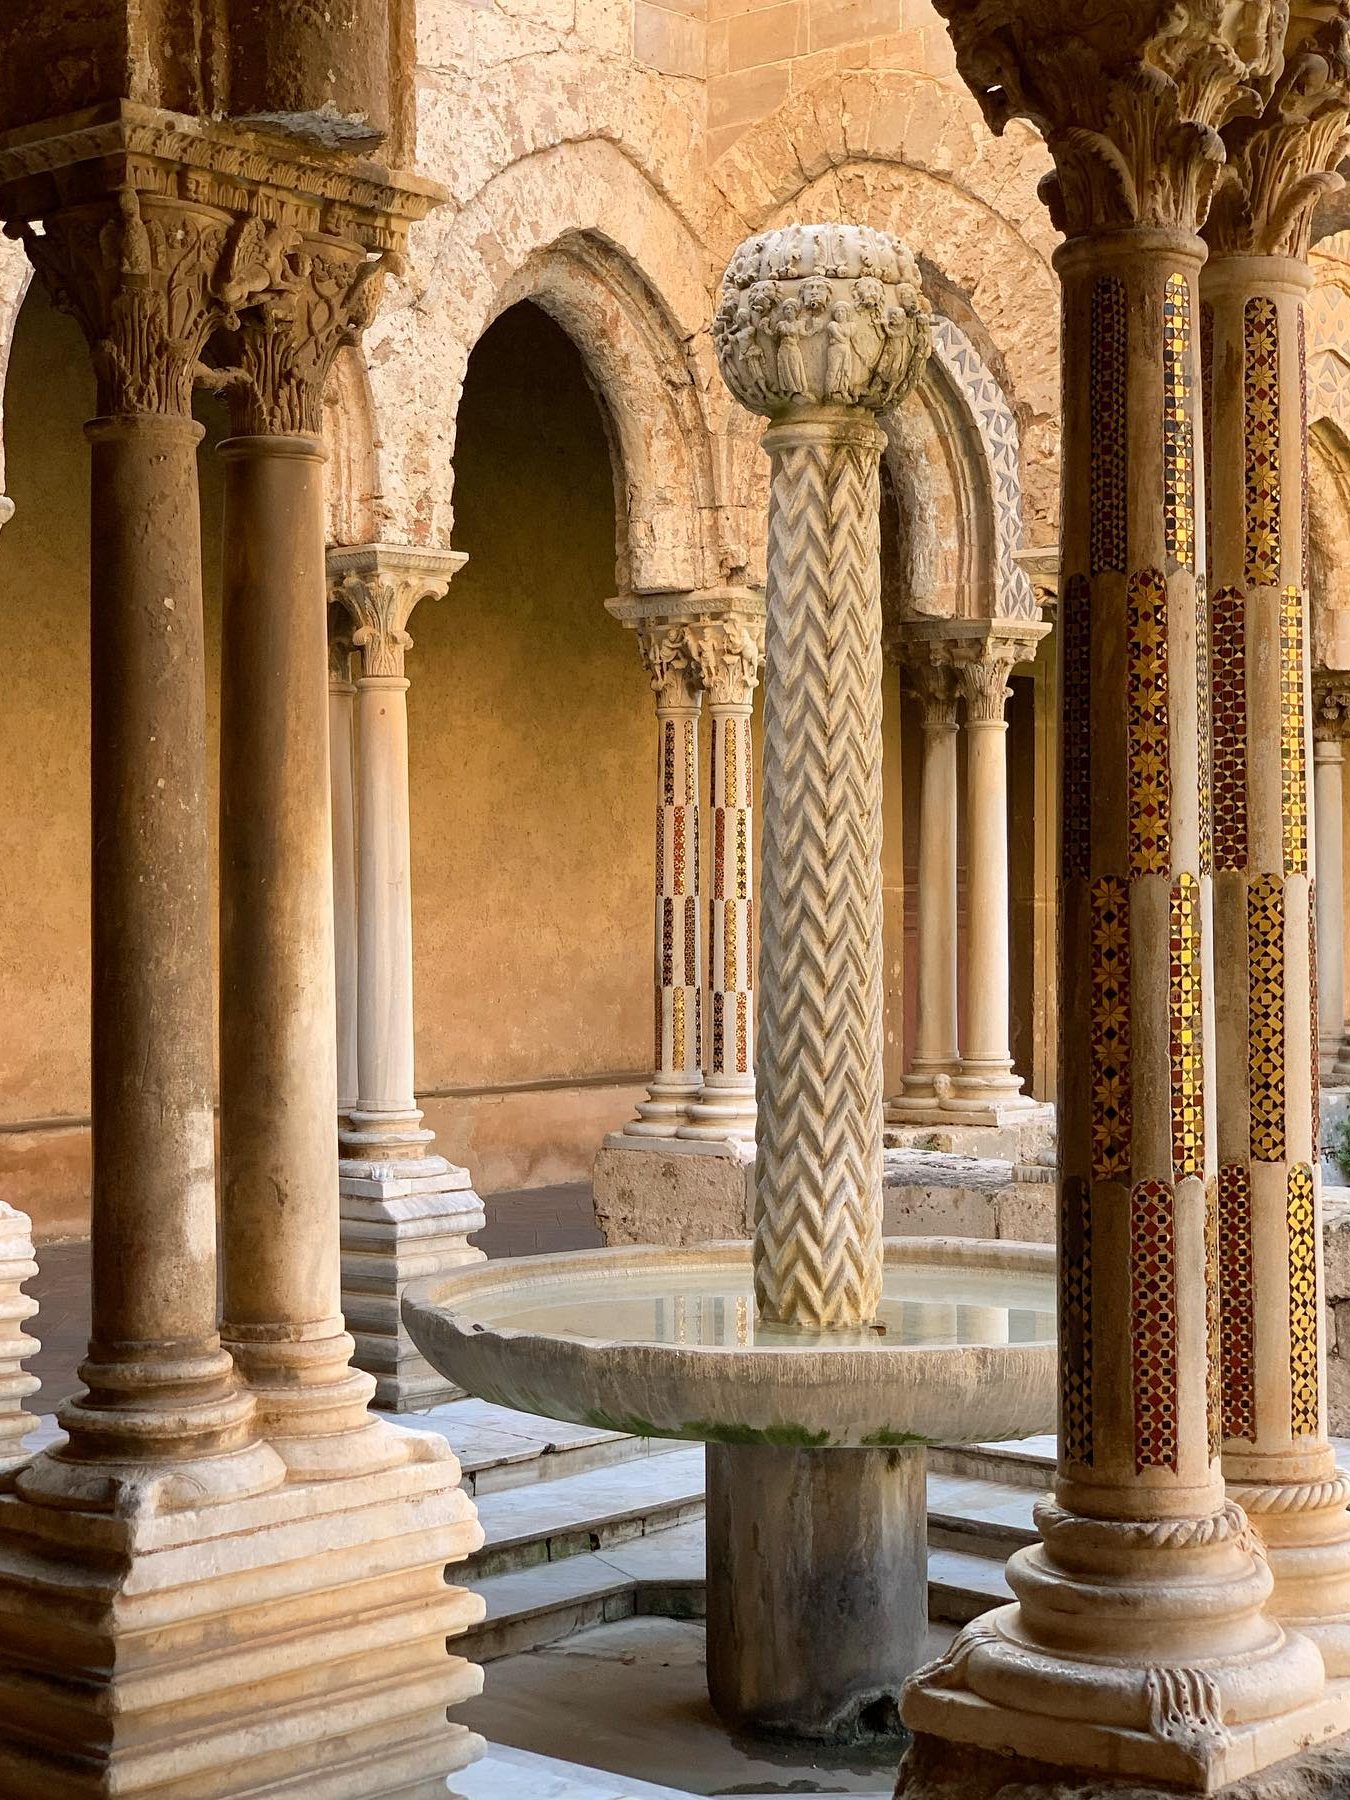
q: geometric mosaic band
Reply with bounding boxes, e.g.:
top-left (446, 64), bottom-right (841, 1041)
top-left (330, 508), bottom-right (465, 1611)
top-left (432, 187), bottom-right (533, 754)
top-left (1288, 1161), bottom-right (1318, 1439)
top-left (1248, 873), bottom-right (1286, 1163)
top-left (1131, 1178), bottom-right (1180, 1474)
top-left (1163, 273), bottom-right (1195, 572)
top-left (1060, 1174), bottom-right (1094, 1467)
top-left (1205, 1175), bottom-right (1221, 1459)
top-left (1090, 876), bottom-right (1131, 1182)
top-left (1127, 568), bottom-right (1171, 876)
top-left (1281, 583), bottom-right (1308, 875)
top-left (1091, 277), bottom-right (1128, 576)
top-left (1169, 873), bottom-right (1203, 1183)
top-left (1196, 578), bottom-right (1212, 876)
top-left (1062, 573), bottom-right (1091, 883)
top-left (1211, 584), bottom-right (1247, 870)
top-left (1244, 294), bottom-right (1280, 589)
top-left (1218, 1160), bottom-right (1257, 1443)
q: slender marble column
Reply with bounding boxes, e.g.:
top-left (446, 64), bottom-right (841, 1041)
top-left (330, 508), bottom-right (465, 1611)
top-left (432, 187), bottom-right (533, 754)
top-left (1315, 677), bottom-right (1350, 1078)
top-left (901, 5), bottom-right (1335, 1787)
top-left (215, 250), bottom-right (411, 1478)
top-left (946, 630), bottom-right (1043, 1120)
top-left (1203, 50), bottom-right (1350, 1668)
top-left (328, 604), bottom-right (360, 1128)
top-left (680, 608), bottom-right (765, 1144)
top-left (330, 544), bottom-right (486, 1410)
top-left (889, 655), bottom-right (962, 1119)
top-left (622, 623), bottom-right (705, 1136)
top-left (711, 222), bottom-right (934, 1737)
top-left (11, 189), bottom-right (281, 1514)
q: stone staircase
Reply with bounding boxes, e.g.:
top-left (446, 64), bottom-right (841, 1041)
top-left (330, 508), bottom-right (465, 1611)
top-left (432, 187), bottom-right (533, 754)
top-left (405, 1398), bottom-right (1056, 1665)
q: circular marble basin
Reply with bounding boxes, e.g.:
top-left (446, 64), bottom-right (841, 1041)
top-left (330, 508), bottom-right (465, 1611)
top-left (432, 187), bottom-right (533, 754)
top-left (403, 1236), bottom-right (1056, 1449)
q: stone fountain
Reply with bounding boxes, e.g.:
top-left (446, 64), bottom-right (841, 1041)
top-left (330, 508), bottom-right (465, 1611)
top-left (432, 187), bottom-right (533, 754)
top-left (406, 224), bottom-right (1057, 1740)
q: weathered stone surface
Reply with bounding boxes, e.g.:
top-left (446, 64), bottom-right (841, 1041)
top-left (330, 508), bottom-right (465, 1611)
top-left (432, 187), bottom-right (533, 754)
top-left (593, 1141), bottom-right (755, 1246)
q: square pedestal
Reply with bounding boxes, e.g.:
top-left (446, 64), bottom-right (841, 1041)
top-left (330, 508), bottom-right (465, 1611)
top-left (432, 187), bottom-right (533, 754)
top-left (0, 1428), bottom-right (485, 1798)
top-left (340, 1167), bottom-right (486, 1410)
top-left (883, 1105), bottom-right (1056, 1163)
top-left (593, 1136), bottom-right (754, 1247)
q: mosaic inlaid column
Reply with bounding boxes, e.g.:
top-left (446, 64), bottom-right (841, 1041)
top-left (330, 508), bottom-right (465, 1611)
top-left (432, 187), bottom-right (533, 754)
top-left (622, 624), bottom-right (705, 1136)
top-left (1315, 676), bottom-right (1350, 1079)
top-left (947, 627), bottom-right (1046, 1121)
top-left (331, 544), bottom-right (487, 1411)
top-left (328, 603), bottom-right (360, 1129)
top-left (888, 655), bottom-right (962, 1119)
top-left (680, 608), bottom-right (765, 1144)
top-left (1203, 37), bottom-right (1350, 1672)
top-left (900, 6), bottom-right (1335, 1790)
top-left (712, 222), bottom-right (934, 1738)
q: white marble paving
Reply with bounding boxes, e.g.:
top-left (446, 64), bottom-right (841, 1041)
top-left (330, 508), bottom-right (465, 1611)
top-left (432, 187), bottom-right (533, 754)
top-left (456, 1742), bottom-right (696, 1799)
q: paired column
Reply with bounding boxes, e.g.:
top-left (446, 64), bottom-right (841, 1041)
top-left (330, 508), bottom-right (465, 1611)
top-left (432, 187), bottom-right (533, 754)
top-left (888, 654), bottom-right (962, 1118)
top-left (611, 607), bottom-right (705, 1136)
top-left (680, 608), bottom-right (765, 1143)
top-left (11, 188), bottom-right (282, 1514)
top-left (330, 545), bottom-right (486, 1412)
top-left (711, 221), bottom-right (934, 1736)
top-left (1314, 676), bottom-right (1350, 1080)
top-left (214, 244), bottom-right (408, 1476)
top-left (1203, 50), bottom-right (1350, 1672)
top-left (902, 6), bottom-right (1334, 1790)
top-left (329, 606), bottom-right (360, 1126)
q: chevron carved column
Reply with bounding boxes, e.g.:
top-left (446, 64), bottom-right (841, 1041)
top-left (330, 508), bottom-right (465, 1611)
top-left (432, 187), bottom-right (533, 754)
top-left (714, 224), bottom-right (932, 1330)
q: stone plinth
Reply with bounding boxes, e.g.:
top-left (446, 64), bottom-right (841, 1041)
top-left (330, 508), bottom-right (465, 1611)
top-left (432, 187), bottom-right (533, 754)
top-left (884, 1110), bottom-right (1056, 1164)
top-left (0, 1203), bottom-right (37, 1477)
top-left (593, 1136), bottom-right (754, 1247)
top-left (881, 1150), bottom-right (1054, 1243)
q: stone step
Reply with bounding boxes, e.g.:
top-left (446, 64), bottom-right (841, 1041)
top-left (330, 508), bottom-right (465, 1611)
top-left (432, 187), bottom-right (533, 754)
top-left (465, 1447), bottom-right (707, 1580)
top-left (927, 1434), bottom-right (1055, 1491)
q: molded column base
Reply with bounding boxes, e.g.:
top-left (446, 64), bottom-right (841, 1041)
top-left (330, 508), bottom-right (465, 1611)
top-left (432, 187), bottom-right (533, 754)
top-left (0, 1425), bottom-right (485, 1798)
top-left (339, 1159), bottom-right (486, 1411)
top-left (0, 1203), bottom-right (38, 1478)
top-left (594, 1137), bottom-right (754, 1246)
top-left (706, 1442), bottom-right (926, 1742)
top-left (623, 1072), bottom-right (703, 1138)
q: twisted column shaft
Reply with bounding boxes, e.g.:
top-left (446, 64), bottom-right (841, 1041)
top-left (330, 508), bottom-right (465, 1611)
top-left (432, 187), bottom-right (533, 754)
top-left (754, 415), bottom-right (886, 1329)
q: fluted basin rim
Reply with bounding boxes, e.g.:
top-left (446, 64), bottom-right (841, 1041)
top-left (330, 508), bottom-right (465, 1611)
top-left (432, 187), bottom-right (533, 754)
top-left (402, 1236), bottom-right (1056, 1449)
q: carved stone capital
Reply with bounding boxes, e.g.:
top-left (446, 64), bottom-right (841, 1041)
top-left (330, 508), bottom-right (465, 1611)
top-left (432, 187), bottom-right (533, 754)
top-left (327, 602), bottom-right (357, 686)
top-left (930, 0), bottom-right (1286, 237)
top-left (683, 612), bottom-right (766, 707)
top-left (608, 587), bottom-right (766, 706)
top-left (1207, 4), bottom-right (1350, 256)
top-left (956, 641), bottom-right (1021, 723)
top-left (633, 623), bottom-right (703, 705)
top-left (1314, 668), bottom-right (1350, 738)
top-left (9, 188), bottom-right (282, 417)
top-left (903, 655), bottom-right (960, 731)
top-left (713, 225), bottom-right (931, 419)
top-left (212, 238), bottom-right (400, 437)
top-left (327, 544), bottom-right (467, 680)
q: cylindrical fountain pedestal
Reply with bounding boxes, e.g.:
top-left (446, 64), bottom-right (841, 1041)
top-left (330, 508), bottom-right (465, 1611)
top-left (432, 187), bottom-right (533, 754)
top-left (707, 1443), bottom-right (926, 1740)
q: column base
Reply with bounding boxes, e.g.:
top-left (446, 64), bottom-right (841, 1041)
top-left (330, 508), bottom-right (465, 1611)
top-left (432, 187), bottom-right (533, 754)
top-left (901, 1594), bottom-right (1332, 1794)
top-left (0, 1422), bottom-right (485, 1799)
top-left (340, 1160), bottom-right (487, 1412)
top-left (594, 1135), bottom-right (754, 1246)
top-left (621, 1073), bottom-right (703, 1138)
top-left (677, 1074), bottom-right (756, 1144)
top-left (896, 1723), bottom-right (1350, 1799)
top-left (885, 1065), bottom-right (964, 1122)
top-left (0, 1203), bottom-right (38, 1478)
top-left (1232, 1465), bottom-right (1350, 1678)
top-left (943, 1062), bottom-right (1040, 1123)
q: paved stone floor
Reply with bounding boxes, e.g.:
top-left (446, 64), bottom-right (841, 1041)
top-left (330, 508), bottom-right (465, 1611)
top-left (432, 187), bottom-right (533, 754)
top-left (25, 1181), bottom-right (601, 1411)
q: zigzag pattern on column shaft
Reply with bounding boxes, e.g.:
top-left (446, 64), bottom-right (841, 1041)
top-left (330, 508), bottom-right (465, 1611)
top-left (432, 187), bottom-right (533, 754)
top-left (754, 438), bottom-right (884, 1328)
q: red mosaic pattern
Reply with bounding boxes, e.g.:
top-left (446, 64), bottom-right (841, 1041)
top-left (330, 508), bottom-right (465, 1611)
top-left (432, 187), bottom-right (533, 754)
top-left (1218, 1162), bottom-right (1256, 1443)
top-left (711, 990), bottom-right (725, 1074)
top-left (1062, 574), bottom-right (1091, 883)
top-left (662, 719), bottom-right (675, 806)
top-left (1060, 1175), bottom-right (1094, 1466)
top-left (1288, 1163), bottom-right (1318, 1437)
top-left (661, 897), bottom-right (674, 988)
top-left (1090, 277), bottom-right (1128, 575)
top-left (1281, 584), bottom-right (1308, 875)
top-left (1244, 295), bottom-right (1280, 587)
top-left (1205, 1177), bottom-right (1221, 1459)
top-left (1211, 584), bottom-right (1247, 869)
top-left (1163, 274), bottom-right (1196, 570)
top-left (1196, 580), bottom-right (1212, 877)
top-left (1091, 877), bottom-right (1131, 1181)
top-left (1131, 1179), bottom-right (1180, 1473)
top-left (1170, 874), bottom-right (1203, 1182)
top-left (1127, 568), bottom-right (1171, 875)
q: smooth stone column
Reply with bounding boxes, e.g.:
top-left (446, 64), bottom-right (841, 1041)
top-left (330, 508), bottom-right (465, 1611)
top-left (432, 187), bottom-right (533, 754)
top-left (12, 191), bottom-right (280, 1515)
top-left (622, 623), bottom-right (705, 1136)
top-left (707, 1444), bottom-right (926, 1740)
top-left (889, 655), bottom-right (962, 1120)
top-left (0, 1205), bottom-right (38, 1478)
top-left (330, 544), bottom-right (487, 1411)
top-left (713, 221), bottom-right (931, 1738)
top-left (945, 627), bottom-right (1045, 1122)
top-left (1203, 234), bottom-right (1350, 1657)
top-left (1315, 678), bottom-right (1350, 1079)
top-left (900, 5), bottom-right (1332, 1782)
top-left (328, 605), bottom-right (360, 1128)
top-left (680, 607), bottom-right (765, 1144)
